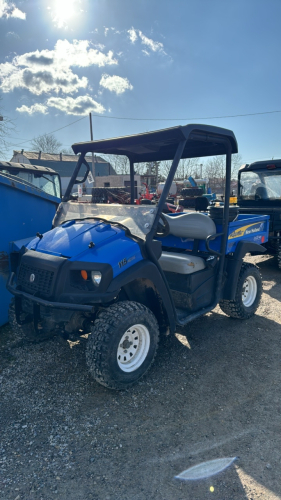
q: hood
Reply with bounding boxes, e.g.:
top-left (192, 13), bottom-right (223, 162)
top-left (28, 220), bottom-right (118, 258)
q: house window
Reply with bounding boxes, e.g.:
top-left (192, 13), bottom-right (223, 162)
top-left (104, 182), bottom-right (110, 187)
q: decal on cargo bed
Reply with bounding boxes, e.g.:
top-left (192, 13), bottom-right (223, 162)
top-left (228, 222), bottom-right (264, 240)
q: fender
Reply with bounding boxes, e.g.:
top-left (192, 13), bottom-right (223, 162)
top-left (107, 259), bottom-right (176, 333)
top-left (222, 241), bottom-right (266, 300)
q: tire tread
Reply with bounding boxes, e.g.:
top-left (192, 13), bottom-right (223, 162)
top-left (86, 301), bottom-right (159, 390)
top-left (219, 263), bottom-right (262, 319)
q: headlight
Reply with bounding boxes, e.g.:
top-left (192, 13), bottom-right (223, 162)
top-left (91, 271), bottom-right (102, 286)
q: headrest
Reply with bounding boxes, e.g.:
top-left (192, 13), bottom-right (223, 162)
top-left (163, 212), bottom-right (216, 240)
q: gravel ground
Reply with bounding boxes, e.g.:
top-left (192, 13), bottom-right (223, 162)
top-left (0, 254), bottom-right (281, 500)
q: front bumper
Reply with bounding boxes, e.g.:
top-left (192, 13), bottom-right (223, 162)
top-left (7, 272), bottom-right (116, 312)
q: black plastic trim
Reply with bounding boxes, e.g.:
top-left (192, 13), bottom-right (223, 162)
top-left (106, 260), bottom-right (176, 333)
top-left (222, 241), bottom-right (266, 300)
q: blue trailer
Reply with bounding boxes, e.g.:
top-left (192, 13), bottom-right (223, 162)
top-left (0, 161), bottom-right (61, 326)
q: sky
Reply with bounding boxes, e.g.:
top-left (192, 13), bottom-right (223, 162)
top-left (0, 0), bottom-right (281, 167)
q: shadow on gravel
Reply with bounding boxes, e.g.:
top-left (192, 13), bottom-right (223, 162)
top-left (252, 254), bottom-right (281, 276)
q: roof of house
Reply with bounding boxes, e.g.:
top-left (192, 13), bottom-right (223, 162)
top-left (0, 160), bottom-right (57, 174)
top-left (12, 151), bottom-right (116, 178)
top-left (13, 151), bottom-right (109, 162)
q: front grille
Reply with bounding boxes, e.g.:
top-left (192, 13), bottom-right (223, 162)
top-left (18, 263), bottom-right (54, 296)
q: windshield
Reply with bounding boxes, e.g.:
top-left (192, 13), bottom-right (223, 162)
top-left (53, 201), bottom-right (157, 240)
top-left (240, 170), bottom-right (281, 200)
top-left (0, 169), bottom-right (61, 198)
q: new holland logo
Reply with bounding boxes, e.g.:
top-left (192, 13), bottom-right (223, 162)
top-left (29, 273), bottom-right (35, 282)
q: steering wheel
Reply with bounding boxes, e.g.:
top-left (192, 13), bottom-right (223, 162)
top-left (155, 214), bottom-right (170, 237)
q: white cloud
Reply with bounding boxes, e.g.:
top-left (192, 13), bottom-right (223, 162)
top-left (99, 74), bottom-right (133, 95)
top-left (0, 65), bottom-right (88, 95)
top-left (16, 103), bottom-right (48, 114)
top-left (0, 39), bottom-right (118, 95)
top-left (6, 30), bottom-right (20, 38)
top-left (128, 27), bottom-right (138, 43)
top-left (10, 6), bottom-right (25, 19)
top-left (47, 95), bottom-right (105, 115)
top-left (15, 40), bottom-right (118, 69)
top-left (94, 43), bottom-right (105, 50)
top-left (127, 27), bottom-right (166, 55)
top-left (0, 0), bottom-right (26, 19)
top-left (138, 31), bottom-right (164, 53)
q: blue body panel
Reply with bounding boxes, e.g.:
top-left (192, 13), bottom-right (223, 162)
top-left (157, 213), bottom-right (270, 254)
top-left (0, 173), bottom-right (60, 326)
top-left (27, 221), bottom-right (143, 278)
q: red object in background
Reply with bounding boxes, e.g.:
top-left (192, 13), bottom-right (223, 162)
top-left (163, 202), bottom-right (184, 213)
top-left (135, 183), bottom-right (156, 205)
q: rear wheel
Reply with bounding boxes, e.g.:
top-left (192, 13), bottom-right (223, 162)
top-left (86, 301), bottom-right (159, 390)
top-left (219, 263), bottom-right (262, 319)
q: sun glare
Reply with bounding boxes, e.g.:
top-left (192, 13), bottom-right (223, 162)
top-left (52, 0), bottom-right (77, 28)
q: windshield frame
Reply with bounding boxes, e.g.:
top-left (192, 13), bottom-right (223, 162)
top-left (53, 202), bottom-right (158, 241)
top-left (239, 169), bottom-right (281, 201)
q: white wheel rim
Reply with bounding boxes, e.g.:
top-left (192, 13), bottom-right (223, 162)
top-left (242, 276), bottom-right (257, 307)
top-left (117, 324), bottom-right (150, 373)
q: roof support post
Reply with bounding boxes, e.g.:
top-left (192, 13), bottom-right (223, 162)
top-left (62, 153), bottom-right (86, 202)
top-left (130, 159), bottom-right (134, 204)
top-left (215, 142), bottom-right (231, 297)
top-left (146, 139), bottom-right (187, 244)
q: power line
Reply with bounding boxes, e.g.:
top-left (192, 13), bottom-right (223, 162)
top-left (8, 108), bottom-right (281, 149)
top-left (87, 109), bottom-right (281, 121)
top-left (9, 116), bottom-right (87, 148)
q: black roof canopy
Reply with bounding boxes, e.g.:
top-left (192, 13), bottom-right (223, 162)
top-left (72, 124), bottom-right (238, 163)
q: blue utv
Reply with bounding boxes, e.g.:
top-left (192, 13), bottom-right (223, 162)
top-left (7, 125), bottom-right (269, 390)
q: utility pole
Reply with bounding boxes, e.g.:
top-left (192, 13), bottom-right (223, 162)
top-left (89, 112), bottom-right (95, 181)
top-left (156, 161), bottom-right (159, 188)
top-left (148, 163), bottom-right (151, 188)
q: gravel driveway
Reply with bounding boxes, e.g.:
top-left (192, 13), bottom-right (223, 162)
top-left (1, 254), bottom-right (280, 500)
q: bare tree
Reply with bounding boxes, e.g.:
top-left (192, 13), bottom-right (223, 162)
top-left (99, 154), bottom-right (130, 174)
top-left (203, 153), bottom-right (242, 194)
top-left (160, 158), bottom-right (200, 180)
top-left (31, 133), bottom-right (63, 153)
top-left (61, 147), bottom-right (74, 155)
top-left (0, 97), bottom-right (15, 159)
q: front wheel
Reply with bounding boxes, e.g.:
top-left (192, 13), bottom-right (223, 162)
top-left (219, 263), bottom-right (262, 319)
top-left (86, 301), bottom-right (159, 390)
